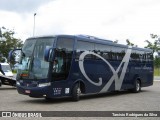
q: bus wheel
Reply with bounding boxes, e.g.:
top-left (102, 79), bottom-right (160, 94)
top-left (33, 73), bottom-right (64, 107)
top-left (132, 80), bottom-right (141, 93)
top-left (72, 83), bottom-right (81, 101)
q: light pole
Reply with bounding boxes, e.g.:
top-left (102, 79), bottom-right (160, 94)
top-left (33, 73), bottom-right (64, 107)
top-left (33, 13), bottom-right (36, 36)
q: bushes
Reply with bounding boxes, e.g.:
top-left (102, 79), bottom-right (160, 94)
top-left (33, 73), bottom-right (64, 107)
top-left (154, 68), bottom-right (160, 76)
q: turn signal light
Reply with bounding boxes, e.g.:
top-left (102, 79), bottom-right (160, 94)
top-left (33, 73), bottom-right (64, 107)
top-left (20, 73), bottom-right (28, 77)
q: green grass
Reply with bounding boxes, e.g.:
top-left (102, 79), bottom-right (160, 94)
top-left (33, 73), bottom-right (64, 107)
top-left (154, 68), bottom-right (160, 76)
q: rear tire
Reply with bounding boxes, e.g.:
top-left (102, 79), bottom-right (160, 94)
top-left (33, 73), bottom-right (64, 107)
top-left (132, 80), bottom-right (141, 93)
top-left (72, 83), bottom-right (81, 101)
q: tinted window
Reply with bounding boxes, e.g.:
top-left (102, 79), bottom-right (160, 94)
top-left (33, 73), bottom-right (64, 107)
top-left (76, 41), bottom-right (94, 59)
top-left (77, 41), bottom-right (94, 51)
top-left (57, 38), bottom-right (73, 51)
top-left (95, 44), bottom-right (111, 52)
top-left (95, 44), bottom-right (111, 60)
top-left (146, 52), bottom-right (153, 62)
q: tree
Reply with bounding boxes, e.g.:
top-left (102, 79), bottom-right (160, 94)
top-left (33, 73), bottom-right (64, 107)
top-left (0, 27), bottom-right (23, 63)
top-left (145, 34), bottom-right (160, 53)
top-left (145, 34), bottom-right (160, 70)
top-left (0, 28), bottom-right (2, 37)
top-left (126, 39), bottom-right (134, 46)
top-left (154, 57), bottom-right (160, 68)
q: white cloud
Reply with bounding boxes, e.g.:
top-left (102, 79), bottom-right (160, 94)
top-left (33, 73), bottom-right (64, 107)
top-left (1, 0), bottom-right (160, 47)
top-left (0, 0), bottom-right (53, 13)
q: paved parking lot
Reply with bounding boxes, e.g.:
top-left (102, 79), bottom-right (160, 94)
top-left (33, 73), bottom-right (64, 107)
top-left (0, 81), bottom-right (159, 120)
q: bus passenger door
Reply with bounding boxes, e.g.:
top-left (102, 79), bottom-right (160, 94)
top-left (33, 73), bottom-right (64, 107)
top-left (51, 37), bottom-right (74, 95)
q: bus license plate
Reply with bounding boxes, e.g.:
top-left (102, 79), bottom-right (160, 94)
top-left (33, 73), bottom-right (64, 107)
top-left (25, 90), bottom-right (30, 94)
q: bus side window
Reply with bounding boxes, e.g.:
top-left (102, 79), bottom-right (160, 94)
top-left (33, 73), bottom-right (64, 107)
top-left (76, 41), bottom-right (94, 59)
top-left (95, 44), bottom-right (111, 60)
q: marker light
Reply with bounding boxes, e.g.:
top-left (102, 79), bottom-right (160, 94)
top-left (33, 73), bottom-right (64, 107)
top-left (38, 82), bottom-right (51, 87)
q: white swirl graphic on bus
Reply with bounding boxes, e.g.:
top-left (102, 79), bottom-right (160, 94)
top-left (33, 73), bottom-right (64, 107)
top-left (79, 47), bottom-right (132, 92)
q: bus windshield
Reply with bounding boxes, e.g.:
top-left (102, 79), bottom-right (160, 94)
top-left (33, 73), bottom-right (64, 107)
top-left (17, 37), bottom-right (55, 80)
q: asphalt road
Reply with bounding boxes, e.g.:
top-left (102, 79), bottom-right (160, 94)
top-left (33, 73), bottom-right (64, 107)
top-left (0, 81), bottom-right (160, 120)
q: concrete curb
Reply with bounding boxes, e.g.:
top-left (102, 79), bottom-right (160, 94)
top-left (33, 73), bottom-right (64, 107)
top-left (154, 80), bottom-right (160, 81)
top-left (154, 76), bottom-right (160, 81)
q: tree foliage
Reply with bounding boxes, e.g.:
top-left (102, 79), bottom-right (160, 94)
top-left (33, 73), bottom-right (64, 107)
top-left (145, 34), bottom-right (160, 52)
top-left (145, 40), bottom-right (159, 53)
top-left (126, 39), bottom-right (134, 46)
top-left (154, 57), bottom-right (160, 68)
top-left (145, 34), bottom-right (160, 69)
top-left (0, 27), bottom-right (23, 63)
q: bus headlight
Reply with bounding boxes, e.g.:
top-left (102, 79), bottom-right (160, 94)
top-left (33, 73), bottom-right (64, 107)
top-left (38, 82), bottom-right (51, 87)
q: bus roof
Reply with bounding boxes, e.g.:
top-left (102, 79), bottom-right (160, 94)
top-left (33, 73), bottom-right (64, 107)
top-left (27, 34), bottom-right (153, 52)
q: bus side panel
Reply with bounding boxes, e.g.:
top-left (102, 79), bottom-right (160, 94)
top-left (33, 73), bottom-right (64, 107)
top-left (140, 61), bottom-right (154, 87)
top-left (70, 59), bottom-right (121, 94)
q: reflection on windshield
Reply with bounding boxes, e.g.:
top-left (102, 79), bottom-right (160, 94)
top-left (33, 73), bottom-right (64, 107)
top-left (18, 57), bottom-right (30, 70)
top-left (22, 39), bottom-right (36, 57)
top-left (17, 37), bottom-right (54, 80)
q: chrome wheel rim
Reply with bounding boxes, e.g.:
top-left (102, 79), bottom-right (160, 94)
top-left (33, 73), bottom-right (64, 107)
top-left (136, 82), bottom-right (140, 91)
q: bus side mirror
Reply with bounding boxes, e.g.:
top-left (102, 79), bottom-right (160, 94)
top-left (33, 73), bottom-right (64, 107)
top-left (8, 50), bottom-right (14, 62)
top-left (8, 49), bottom-right (22, 63)
top-left (44, 47), bottom-right (54, 62)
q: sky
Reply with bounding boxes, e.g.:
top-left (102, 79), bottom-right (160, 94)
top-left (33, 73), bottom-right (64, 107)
top-left (0, 0), bottom-right (160, 47)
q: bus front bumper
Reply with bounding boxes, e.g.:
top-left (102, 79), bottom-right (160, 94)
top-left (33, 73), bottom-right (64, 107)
top-left (16, 85), bottom-right (51, 98)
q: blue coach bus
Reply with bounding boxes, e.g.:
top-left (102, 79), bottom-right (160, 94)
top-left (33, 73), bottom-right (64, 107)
top-left (9, 35), bottom-right (153, 101)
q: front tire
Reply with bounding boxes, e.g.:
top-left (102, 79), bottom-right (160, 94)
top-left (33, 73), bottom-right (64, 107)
top-left (72, 83), bottom-right (81, 101)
